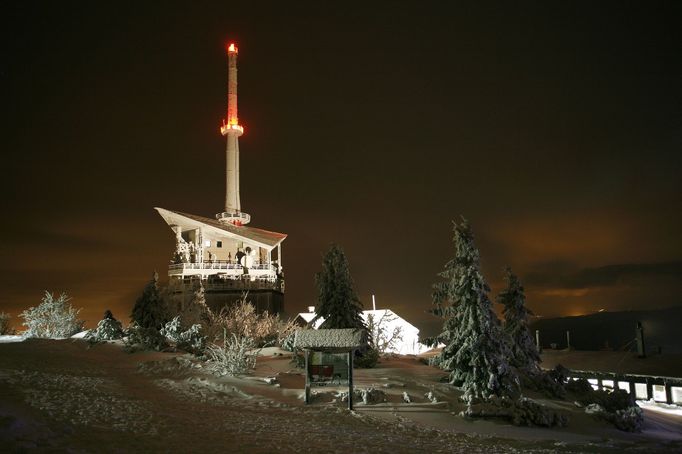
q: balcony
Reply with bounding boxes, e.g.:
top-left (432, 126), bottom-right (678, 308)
top-left (169, 261), bottom-right (284, 293)
top-left (168, 261), bottom-right (277, 279)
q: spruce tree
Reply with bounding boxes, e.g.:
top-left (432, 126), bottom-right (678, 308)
top-left (431, 220), bottom-right (519, 402)
top-left (131, 271), bottom-right (168, 329)
top-left (87, 309), bottom-right (124, 341)
top-left (180, 281), bottom-right (211, 329)
top-left (313, 244), bottom-right (365, 330)
top-left (497, 267), bottom-right (541, 374)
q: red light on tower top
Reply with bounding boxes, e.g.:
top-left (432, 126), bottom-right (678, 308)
top-left (221, 41), bottom-right (243, 136)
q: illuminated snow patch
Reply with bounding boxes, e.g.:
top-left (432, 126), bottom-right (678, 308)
top-left (638, 399), bottom-right (682, 416)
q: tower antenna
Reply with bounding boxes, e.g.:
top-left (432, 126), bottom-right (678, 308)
top-left (217, 42), bottom-right (250, 226)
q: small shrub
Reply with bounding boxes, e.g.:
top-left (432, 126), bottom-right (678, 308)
top-left (20, 291), bottom-right (84, 338)
top-left (206, 331), bottom-right (259, 376)
top-left (205, 293), bottom-right (295, 348)
top-left (160, 316), bottom-right (206, 354)
top-left (354, 347), bottom-right (379, 368)
top-left (124, 322), bottom-right (168, 352)
top-left (567, 378), bottom-right (643, 432)
top-left (462, 396), bottom-right (568, 427)
top-left (0, 312), bottom-right (14, 335)
top-left (86, 310), bottom-right (124, 343)
top-left (520, 365), bottom-right (568, 399)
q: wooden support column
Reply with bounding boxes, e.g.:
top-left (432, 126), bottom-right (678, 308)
top-left (597, 378), bottom-right (603, 391)
top-left (304, 350), bottom-right (311, 404)
top-left (628, 380), bottom-right (636, 397)
top-left (348, 350), bottom-right (354, 411)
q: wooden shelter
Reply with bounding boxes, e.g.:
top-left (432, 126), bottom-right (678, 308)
top-left (293, 329), bottom-right (367, 410)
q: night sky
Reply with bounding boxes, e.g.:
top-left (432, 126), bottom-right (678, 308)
top-left (2, 1), bottom-right (681, 336)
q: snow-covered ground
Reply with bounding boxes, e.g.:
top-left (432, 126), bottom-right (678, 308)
top-left (1, 339), bottom-right (681, 453)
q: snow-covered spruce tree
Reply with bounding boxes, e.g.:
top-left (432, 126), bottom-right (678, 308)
top-left (20, 291), bottom-right (84, 338)
top-left (86, 310), bottom-right (124, 342)
top-left (130, 271), bottom-right (169, 330)
top-left (431, 219), bottom-right (519, 403)
top-left (312, 244), bottom-right (365, 330)
top-left (313, 244), bottom-right (376, 367)
top-left (180, 280), bottom-right (211, 329)
top-left (497, 268), bottom-right (541, 374)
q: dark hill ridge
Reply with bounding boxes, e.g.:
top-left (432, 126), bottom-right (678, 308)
top-left (529, 306), bottom-right (682, 354)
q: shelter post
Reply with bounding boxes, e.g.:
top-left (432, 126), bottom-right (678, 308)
top-left (304, 349), bottom-right (311, 404)
top-left (348, 350), bottom-right (354, 411)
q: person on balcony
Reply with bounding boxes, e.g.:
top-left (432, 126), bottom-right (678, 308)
top-left (235, 248), bottom-right (245, 268)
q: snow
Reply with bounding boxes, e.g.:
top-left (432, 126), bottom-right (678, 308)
top-left (70, 330), bottom-right (90, 339)
top-left (1, 339), bottom-right (681, 452)
top-left (0, 335), bottom-right (25, 343)
top-left (293, 328), bottom-right (366, 349)
top-left (638, 400), bottom-right (682, 417)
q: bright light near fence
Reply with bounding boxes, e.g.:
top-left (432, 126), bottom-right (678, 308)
top-left (602, 380), bottom-right (614, 389)
top-left (673, 387), bottom-right (682, 404)
top-left (588, 378), bottom-right (599, 390)
top-left (618, 381), bottom-right (630, 392)
top-left (653, 385), bottom-right (667, 402)
top-left (635, 383), bottom-right (648, 399)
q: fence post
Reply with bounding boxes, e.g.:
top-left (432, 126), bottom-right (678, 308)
top-left (646, 378), bottom-right (653, 400)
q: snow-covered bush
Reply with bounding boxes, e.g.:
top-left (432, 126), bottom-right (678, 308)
top-left (206, 294), bottom-right (295, 348)
top-left (567, 379), bottom-right (643, 431)
top-left (86, 310), bottom-right (124, 342)
top-left (124, 322), bottom-right (168, 352)
top-left (354, 347), bottom-right (379, 368)
top-left (366, 312), bottom-right (403, 354)
top-left (160, 316), bottom-right (206, 354)
top-left (462, 396), bottom-right (568, 427)
top-left (521, 365), bottom-right (568, 399)
top-left (0, 312), bottom-right (13, 335)
top-left (205, 331), bottom-right (258, 376)
top-left (20, 291), bottom-right (84, 338)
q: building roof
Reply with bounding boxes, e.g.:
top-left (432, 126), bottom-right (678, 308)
top-left (296, 309), bottom-right (420, 333)
top-left (294, 328), bottom-right (367, 350)
top-left (155, 207), bottom-right (287, 250)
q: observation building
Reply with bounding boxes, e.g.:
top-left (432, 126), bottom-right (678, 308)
top-left (155, 43), bottom-right (286, 314)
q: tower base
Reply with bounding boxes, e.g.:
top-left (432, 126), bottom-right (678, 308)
top-left (168, 276), bottom-right (284, 316)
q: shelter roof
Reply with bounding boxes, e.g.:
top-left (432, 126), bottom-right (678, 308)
top-left (155, 207), bottom-right (286, 250)
top-left (294, 329), bottom-right (367, 350)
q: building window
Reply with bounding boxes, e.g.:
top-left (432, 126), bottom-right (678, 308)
top-left (204, 240), bottom-right (211, 247)
top-left (217, 241), bottom-right (223, 248)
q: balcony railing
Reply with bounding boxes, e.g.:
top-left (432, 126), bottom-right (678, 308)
top-left (169, 261), bottom-right (272, 272)
top-left (168, 261), bottom-right (278, 279)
